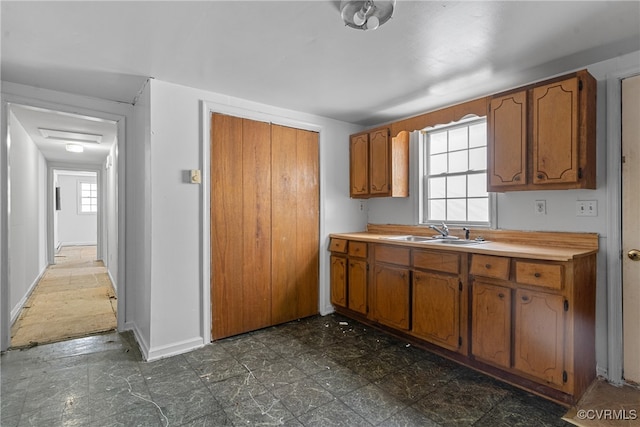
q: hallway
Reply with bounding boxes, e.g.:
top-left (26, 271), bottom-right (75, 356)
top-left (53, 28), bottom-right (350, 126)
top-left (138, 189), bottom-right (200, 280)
top-left (10, 246), bottom-right (117, 348)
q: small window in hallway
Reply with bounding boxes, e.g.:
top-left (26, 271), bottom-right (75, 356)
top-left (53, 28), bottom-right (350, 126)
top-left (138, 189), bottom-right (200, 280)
top-left (79, 181), bottom-right (97, 213)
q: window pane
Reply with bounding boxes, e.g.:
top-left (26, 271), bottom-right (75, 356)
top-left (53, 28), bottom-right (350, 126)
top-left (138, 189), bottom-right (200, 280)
top-left (448, 150), bottom-right (468, 173)
top-left (469, 147), bottom-right (486, 170)
top-left (430, 132), bottom-right (448, 154)
top-left (447, 199), bottom-right (466, 221)
top-left (468, 173), bottom-right (487, 197)
top-left (447, 175), bottom-right (466, 198)
top-left (422, 117), bottom-right (489, 225)
top-left (469, 122), bottom-right (486, 148)
top-left (82, 190), bottom-right (91, 197)
top-left (429, 177), bottom-right (446, 198)
top-left (430, 153), bottom-right (448, 175)
top-left (468, 198), bottom-right (489, 222)
top-left (429, 199), bottom-right (446, 221)
top-left (449, 127), bottom-right (468, 151)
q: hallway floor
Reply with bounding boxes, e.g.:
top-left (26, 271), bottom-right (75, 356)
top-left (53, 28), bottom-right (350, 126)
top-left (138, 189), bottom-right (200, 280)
top-left (10, 245), bottom-right (117, 348)
top-left (1, 314), bottom-right (572, 427)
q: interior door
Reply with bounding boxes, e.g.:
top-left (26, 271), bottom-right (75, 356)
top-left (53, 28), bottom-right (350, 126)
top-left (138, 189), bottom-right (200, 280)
top-left (622, 74), bottom-right (640, 383)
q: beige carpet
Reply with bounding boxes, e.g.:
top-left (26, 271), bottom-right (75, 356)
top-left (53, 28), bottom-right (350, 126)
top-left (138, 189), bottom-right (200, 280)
top-left (10, 246), bottom-right (117, 348)
top-left (564, 379), bottom-right (640, 427)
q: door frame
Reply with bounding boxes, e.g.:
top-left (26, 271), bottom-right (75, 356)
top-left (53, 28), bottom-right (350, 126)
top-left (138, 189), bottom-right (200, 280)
top-left (200, 100), bottom-right (324, 342)
top-left (606, 68), bottom-right (640, 385)
top-left (1, 95), bottom-right (127, 351)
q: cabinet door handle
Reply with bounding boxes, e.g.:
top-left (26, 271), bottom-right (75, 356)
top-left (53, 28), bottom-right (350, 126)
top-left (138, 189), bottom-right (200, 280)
top-left (521, 295), bottom-right (530, 301)
top-left (537, 173), bottom-right (544, 180)
top-left (485, 264), bottom-right (491, 269)
top-left (534, 272), bottom-right (541, 278)
top-left (498, 293), bottom-right (505, 299)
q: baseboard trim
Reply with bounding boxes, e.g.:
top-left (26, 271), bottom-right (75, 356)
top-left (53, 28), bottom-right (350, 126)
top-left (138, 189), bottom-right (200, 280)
top-left (10, 265), bottom-right (47, 325)
top-left (146, 336), bottom-right (205, 362)
top-left (129, 324), bottom-right (151, 361)
top-left (59, 241), bottom-right (97, 247)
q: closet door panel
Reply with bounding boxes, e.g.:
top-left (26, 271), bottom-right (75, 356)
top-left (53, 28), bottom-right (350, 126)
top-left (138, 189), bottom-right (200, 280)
top-left (271, 126), bottom-right (319, 324)
top-left (211, 113), bottom-right (245, 339)
top-left (242, 119), bottom-right (272, 331)
top-left (295, 128), bottom-right (320, 319)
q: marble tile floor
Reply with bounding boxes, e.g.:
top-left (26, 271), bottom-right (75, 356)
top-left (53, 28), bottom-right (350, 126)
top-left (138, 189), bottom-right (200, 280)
top-left (1, 314), bottom-right (571, 427)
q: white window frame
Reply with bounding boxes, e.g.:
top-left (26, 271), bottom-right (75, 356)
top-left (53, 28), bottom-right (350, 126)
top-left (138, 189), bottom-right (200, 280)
top-left (418, 116), bottom-right (495, 228)
top-left (77, 181), bottom-right (98, 214)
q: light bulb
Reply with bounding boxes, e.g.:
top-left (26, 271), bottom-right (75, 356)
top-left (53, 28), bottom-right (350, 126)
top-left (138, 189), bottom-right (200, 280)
top-left (353, 10), bottom-right (366, 26)
top-left (365, 15), bottom-right (379, 30)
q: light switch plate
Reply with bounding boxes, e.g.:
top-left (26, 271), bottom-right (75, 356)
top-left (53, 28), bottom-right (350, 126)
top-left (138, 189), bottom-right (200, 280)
top-left (190, 169), bottom-right (201, 184)
top-left (576, 200), bottom-right (598, 216)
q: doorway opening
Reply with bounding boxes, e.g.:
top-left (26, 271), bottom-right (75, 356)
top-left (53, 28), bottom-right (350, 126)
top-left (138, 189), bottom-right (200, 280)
top-left (4, 103), bottom-right (121, 348)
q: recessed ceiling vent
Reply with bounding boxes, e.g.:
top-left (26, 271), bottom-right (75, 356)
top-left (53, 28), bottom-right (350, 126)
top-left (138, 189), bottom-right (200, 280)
top-left (38, 128), bottom-right (103, 144)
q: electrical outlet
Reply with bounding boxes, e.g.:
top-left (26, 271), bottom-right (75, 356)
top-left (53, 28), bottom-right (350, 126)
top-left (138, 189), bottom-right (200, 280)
top-left (534, 200), bottom-right (546, 215)
top-left (576, 200), bottom-right (598, 216)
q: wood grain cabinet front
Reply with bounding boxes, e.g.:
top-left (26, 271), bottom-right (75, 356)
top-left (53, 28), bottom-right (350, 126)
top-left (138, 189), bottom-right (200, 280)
top-left (329, 238), bottom-right (369, 315)
top-left (349, 128), bottom-right (409, 198)
top-left (487, 70), bottom-right (596, 191)
top-left (471, 281), bottom-right (511, 369)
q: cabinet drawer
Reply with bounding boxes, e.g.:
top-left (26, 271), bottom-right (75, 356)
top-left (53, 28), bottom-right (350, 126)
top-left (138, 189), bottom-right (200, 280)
top-left (329, 238), bottom-right (347, 253)
top-left (470, 255), bottom-right (510, 280)
top-left (412, 250), bottom-right (460, 274)
top-left (348, 242), bottom-right (368, 258)
top-left (515, 262), bottom-right (563, 290)
top-left (374, 245), bottom-right (410, 266)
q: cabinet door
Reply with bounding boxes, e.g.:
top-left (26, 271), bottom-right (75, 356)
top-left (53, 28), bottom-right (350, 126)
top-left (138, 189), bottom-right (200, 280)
top-left (514, 289), bottom-right (565, 387)
top-left (330, 255), bottom-right (347, 308)
top-left (348, 259), bottom-right (368, 315)
top-left (350, 133), bottom-right (369, 197)
top-left (412, 271), bottom-right (460, 351)
top-left (488, 91), bottom-right (527, 190)
top-left (532, 77), bottom-right (579, 185)
top-left (369, 129), bottom-right (391, 196)
top-left (370, 264), bottom-right (410, 330)
top-left (472, 281), bottom-right (511, 368)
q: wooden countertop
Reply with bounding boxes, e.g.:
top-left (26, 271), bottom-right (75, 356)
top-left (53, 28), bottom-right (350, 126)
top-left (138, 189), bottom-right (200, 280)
top-left (329, 232), bottom-right (598, 262)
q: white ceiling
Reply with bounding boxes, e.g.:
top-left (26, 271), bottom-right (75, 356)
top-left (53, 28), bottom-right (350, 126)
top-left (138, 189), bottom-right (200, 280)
top-left (2, 1), bottom-right (639, 162)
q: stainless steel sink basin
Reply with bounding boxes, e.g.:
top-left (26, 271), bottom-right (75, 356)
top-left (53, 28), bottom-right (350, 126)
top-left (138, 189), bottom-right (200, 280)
top-left (431, 239), bottom-right (489, 245)
top-left (382, 235), bottom-right (434, 243)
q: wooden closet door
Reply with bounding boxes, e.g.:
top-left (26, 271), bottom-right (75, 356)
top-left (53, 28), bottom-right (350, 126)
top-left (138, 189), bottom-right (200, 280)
top-left (271, 125), bottom-right (319, 324)
top-left (211, 114), bottom-right (272, 339)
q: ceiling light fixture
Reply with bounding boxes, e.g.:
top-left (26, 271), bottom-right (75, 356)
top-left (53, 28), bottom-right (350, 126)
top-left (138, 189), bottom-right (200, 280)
top-left (65, 143), bottom-right (84, 153)
top-left (39, 128), bottom-right (102, 144)
top-left (341, 0), bottom-right (396, 31)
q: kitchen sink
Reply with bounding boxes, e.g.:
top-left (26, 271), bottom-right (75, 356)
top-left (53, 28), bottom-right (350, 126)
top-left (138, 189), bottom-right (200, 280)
top-left (431, 238), bottom-right (489, 245)
top-left (382, 235), bottom-right (435, 243)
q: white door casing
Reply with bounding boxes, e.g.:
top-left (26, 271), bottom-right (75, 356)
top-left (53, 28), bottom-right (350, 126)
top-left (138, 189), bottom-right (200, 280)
top-left (622, 74), bottom-right (640, 384)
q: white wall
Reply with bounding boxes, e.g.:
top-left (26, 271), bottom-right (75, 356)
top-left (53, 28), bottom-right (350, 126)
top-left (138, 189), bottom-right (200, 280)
top-left (56, 173), bottom-right (97, 246)
top-left (143, 79), bottom-right (363, 360)
top-left (366, 50), bottom-right (640, 378)
top-left (8, 110), bottom-right (47, 323)
top-left (128, 80), bottom-right (152, 356)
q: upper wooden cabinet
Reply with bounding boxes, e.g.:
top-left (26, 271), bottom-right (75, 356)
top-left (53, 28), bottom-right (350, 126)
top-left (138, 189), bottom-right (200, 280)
top-left (349, 128), bottom-right (409, 198)
top-left (488, 70), bottom-right (596, 192)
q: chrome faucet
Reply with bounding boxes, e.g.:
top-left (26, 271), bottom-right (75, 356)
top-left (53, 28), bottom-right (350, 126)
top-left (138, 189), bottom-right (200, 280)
top-left (429, 222), bottom-right (449, 237)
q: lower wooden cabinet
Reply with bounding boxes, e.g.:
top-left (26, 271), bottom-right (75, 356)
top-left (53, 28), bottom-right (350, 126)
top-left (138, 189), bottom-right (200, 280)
top-left (513, 288), bottom-right (565, 387)
top-left (412, 271), bottom-right (461, 351)
top-left (348, 259), bottom-right (368, 314)
top-left (328, 236), bottom-right (596, 405)
top-left (471, 281), bottom-right (511, 368)
top-left (330, 255), bottom-right (347, 308)
top-left (370, 263), bottom-right (410, 330)
top-left (329, 239), bottom-right (369, 315)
